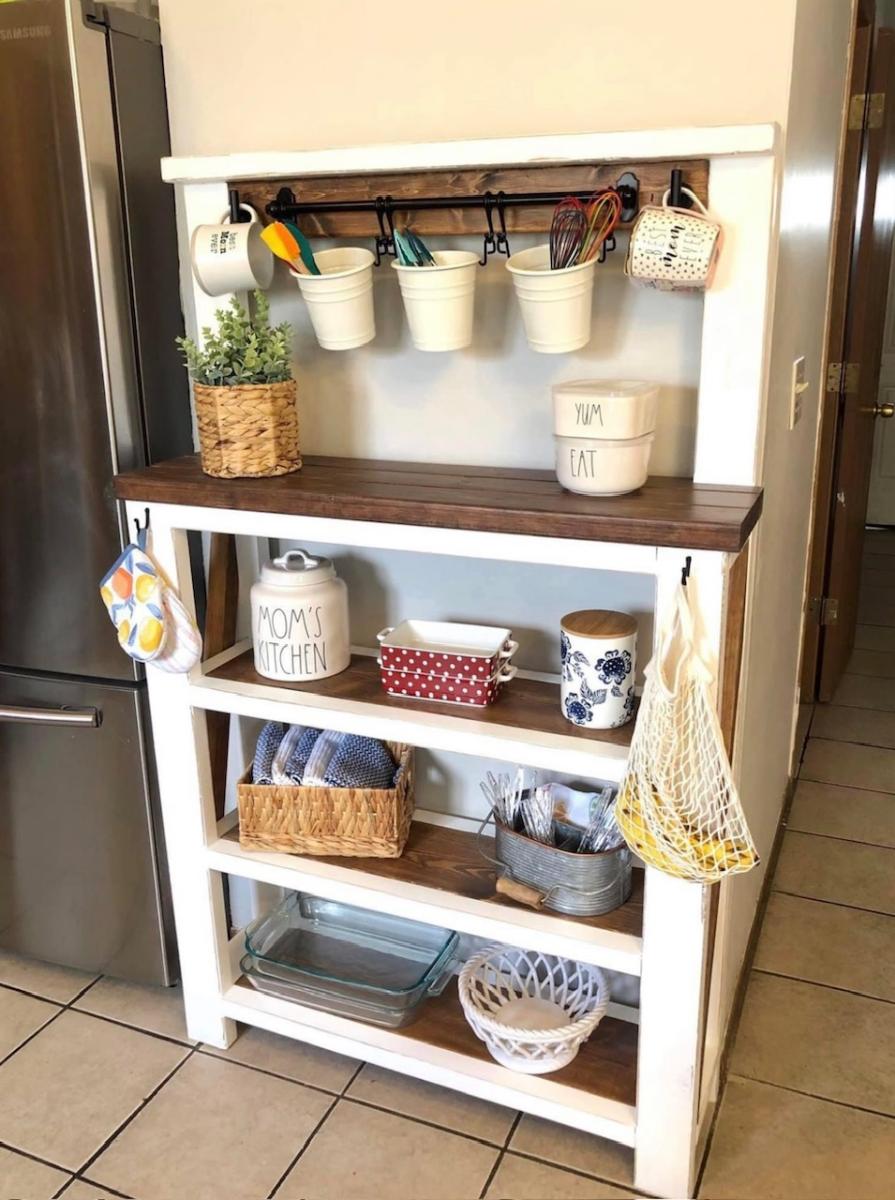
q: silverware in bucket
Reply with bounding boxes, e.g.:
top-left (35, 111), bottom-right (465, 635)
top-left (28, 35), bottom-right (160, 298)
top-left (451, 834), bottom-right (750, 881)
top-left (478, 811), bottom-right (632, 917)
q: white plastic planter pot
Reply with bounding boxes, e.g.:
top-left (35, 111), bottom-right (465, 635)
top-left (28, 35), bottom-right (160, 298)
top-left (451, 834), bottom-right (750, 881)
top-left (506, 244), bottom-right (596, 354)
top-left (392, 250), bottom-right (479, 351)
top-left (292, 247), bottom-right (375, 350)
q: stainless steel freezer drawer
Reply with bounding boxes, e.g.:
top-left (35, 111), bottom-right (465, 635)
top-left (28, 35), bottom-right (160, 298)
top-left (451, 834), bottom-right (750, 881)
top-left (0, 671), bottom-right (175, 985)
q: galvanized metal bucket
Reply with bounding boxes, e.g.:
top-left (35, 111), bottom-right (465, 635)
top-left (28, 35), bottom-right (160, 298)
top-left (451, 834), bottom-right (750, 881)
top-left (479, 813), bottom-right (632, 917)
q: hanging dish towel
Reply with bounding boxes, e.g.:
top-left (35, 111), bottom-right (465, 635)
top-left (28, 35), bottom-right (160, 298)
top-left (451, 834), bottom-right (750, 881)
top-left (99, 527), bottom-right (202, 672)
top-left (616, 582), bottom-right (758, 882)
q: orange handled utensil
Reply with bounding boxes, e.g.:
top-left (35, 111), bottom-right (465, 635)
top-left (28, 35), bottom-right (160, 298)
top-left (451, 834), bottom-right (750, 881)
top-left (261, 221), bottom-right (309, 275)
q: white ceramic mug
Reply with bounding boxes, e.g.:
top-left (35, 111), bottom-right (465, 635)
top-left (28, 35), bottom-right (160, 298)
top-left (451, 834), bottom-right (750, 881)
top-left (625, 188), bottom-right (721, 291)
top-left (560, 610), bottom-right (637, 730)
top-left (190, 204), bottom-right (275, 297)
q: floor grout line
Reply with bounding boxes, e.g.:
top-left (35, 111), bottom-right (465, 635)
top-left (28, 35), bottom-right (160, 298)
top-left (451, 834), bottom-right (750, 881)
top-left (750, 967), bottom-right (895, 1007)
top-left (0, 1137), bottom-right (73, 1177)
top-left (71, 1046), bottom-right (196, 1182)
top-left (66, 1008), bottom-right (197, 1050)
top-left (478, 1110), bottom-right (521, 1199)
top-left (330, 1094), bottom-right (510, 1151)
top-left (193, 1044), bottom-right (343, 1099)
top-left (779, 826), bottom-right (895, 851)
top-left (727, 1071), bottom-right (895, 1122)
top-left (793, 772), bottom-right (895, 798)
top-left (772, 886), bottom-right (894, 920)
top-left (266, 1093), bottom-right (340, 1199)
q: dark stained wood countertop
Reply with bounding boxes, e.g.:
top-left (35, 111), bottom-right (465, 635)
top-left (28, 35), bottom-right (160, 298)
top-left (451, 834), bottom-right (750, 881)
top-left (114, 455), bottom-right (763, 552)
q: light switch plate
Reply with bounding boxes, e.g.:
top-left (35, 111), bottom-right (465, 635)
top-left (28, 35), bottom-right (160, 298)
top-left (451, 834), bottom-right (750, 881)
top-left (790, 356), bottom-right (808, 429)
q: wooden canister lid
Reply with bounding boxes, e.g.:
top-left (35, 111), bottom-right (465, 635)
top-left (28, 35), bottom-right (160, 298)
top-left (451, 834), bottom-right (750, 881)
top-left (561, 609), bottom-right (637, 639)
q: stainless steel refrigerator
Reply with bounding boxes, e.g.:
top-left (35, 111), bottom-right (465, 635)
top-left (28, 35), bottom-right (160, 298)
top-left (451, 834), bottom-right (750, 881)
top-left (0, 0), bottom-right (192, 983)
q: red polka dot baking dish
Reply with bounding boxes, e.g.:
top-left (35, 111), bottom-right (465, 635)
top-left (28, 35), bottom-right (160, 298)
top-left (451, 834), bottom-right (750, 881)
top-left (376, 620), bottom-right (518, 681)
top-left (378, 661), bottom-right (518, 707)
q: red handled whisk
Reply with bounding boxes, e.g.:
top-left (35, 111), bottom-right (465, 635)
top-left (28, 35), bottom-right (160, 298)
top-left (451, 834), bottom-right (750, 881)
top-left (579, 189), bottom-right (623, 263)
top-left (549, 197), bottom-right (587, 270)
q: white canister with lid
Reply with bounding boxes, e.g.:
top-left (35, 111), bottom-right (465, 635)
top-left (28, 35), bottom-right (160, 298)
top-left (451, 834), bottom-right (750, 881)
top-left (552, 380), bottom-right (659, 439)
top-left (251, 549), bottom-right (350, 682)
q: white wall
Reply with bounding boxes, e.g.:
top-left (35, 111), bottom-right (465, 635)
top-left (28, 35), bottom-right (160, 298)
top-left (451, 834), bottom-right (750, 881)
top-left (159, 1), bottom-right (794, 157)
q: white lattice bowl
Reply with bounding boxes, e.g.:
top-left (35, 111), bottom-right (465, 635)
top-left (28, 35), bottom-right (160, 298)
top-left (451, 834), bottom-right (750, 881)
top-left (458, 946), bottom-right (609, 1075)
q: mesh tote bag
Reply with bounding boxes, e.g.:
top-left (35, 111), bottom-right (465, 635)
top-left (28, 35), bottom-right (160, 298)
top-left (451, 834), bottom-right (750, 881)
top-left (616, 582), bottom-right (758, 883)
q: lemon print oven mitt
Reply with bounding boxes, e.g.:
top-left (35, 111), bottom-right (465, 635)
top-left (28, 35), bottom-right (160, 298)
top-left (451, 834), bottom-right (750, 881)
top-left (99, 529), bottom-right (202, 671)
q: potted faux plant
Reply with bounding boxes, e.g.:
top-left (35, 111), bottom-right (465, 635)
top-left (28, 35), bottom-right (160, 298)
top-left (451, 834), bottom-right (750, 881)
top-left (176, 291), bottom-right (301, 478)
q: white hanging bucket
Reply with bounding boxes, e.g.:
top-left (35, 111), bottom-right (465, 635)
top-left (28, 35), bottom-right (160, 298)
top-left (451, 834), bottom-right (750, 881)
top-left (391, 250), bottom-right (479, 351)
top-left (506, 244), bottom-right (596, 354)
top-left (293, 247), bottom-right (375, 350)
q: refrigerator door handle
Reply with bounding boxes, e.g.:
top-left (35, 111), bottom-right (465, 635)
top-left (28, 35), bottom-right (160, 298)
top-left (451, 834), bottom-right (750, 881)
top-left (0, 704), bottom-right (101, 728)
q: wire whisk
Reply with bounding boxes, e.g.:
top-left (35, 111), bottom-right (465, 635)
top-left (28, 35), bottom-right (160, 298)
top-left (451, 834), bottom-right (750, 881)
top-left (580, 190), bottom-right (623, 264)
top-left (549, 197), bottom-right (586, 270)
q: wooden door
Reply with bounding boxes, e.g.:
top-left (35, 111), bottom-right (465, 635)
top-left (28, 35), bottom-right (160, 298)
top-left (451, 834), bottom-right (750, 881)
top-left (801, 3), bottom-right (874, 697)
top-left (866, 241), bottom-right (895, 524)
top-left (819, 27), bottom-right (895, 698)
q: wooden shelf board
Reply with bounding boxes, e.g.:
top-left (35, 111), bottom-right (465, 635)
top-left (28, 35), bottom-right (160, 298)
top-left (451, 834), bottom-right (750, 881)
top-left (115, 455), bottom-right (762, 553)
top-left (209, 820), bottom-right (643, 975)
top-left (194, 651), bottom-right (635, 780)
top-left (223, 977), bottom-right (638, 1142)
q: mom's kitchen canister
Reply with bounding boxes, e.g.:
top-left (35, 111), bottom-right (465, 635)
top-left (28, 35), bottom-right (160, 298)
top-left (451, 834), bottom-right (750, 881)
top-left (251, 550), bottom-right (350, 682)
top-left (560, 610), bottom-right (637, 731)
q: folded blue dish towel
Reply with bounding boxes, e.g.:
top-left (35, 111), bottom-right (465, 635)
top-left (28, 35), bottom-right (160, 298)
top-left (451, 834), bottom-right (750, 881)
top-left (285, 727), bottom-right (323, 783)
top-left (252, 721), bottom-right (287, 784)
top-left (324, 734), bottom-right (397, 790)
top-left (252, 724), bottom-right (396, 789)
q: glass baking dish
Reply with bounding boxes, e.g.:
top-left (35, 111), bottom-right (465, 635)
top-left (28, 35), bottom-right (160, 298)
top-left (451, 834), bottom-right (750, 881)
top-left (241, 893), bottom-right (458, 1028)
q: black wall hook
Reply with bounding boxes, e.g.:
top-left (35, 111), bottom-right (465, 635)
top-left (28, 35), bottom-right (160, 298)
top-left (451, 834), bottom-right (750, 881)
top-left (479, 192), bottom-right (512, 265)
top-left (669, 168), bottom-right (693, 210)
top-left (373, 196), bottom-right (396, 265)
top-left (681, 555), bottom-right (692, 587)
top-left (133, 507), bottom-right (150, 540)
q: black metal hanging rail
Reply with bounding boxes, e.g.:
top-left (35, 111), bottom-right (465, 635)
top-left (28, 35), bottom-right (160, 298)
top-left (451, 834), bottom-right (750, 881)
top-left (265, 180), bottom-right (640, 222)
top-left (249, 171), bottom-right (650, 265)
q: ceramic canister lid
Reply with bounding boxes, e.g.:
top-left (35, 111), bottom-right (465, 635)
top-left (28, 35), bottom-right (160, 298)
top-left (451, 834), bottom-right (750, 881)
top-left (561, 609), bottom-right (637, 639)
top-left (260, 549), bottom-right (336, 586)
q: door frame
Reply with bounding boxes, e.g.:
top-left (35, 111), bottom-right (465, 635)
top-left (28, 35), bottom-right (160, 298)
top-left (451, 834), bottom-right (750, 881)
top-left (801, 0), bottom-right (877, 699)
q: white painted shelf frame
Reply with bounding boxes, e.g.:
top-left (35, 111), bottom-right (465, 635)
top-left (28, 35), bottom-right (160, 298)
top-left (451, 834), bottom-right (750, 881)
top-left (134, 123), bottom-right (779, 1200)
top-left (127, 495), bottom-right (739, 1196)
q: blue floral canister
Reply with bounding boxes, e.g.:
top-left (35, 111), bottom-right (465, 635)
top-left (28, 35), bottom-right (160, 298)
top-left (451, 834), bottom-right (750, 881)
top-left (560, 610), bottom-right (637, 730)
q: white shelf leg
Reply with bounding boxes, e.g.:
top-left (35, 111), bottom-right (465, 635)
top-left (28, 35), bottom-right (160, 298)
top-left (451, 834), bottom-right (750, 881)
top-left (128, 501), bottom-right (236, 1047)
top-left (635, 549), bottom-right (726, 1199)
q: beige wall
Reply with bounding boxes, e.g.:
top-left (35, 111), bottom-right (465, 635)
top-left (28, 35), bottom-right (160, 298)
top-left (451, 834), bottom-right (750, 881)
top-left (159, 0), bottom-right (795, 156)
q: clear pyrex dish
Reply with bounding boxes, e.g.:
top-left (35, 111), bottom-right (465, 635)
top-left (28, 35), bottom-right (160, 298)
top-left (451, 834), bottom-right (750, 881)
top-left (242, 894), bottom-right (458, 1027)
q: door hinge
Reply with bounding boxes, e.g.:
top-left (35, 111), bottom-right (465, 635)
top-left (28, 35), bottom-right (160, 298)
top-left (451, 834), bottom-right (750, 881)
top-left (848, 92), bottom-right (885, 130)
top-left (809, 596), bottom-right (839, 626)
top-left (826, 361), bottom-right (860, 394)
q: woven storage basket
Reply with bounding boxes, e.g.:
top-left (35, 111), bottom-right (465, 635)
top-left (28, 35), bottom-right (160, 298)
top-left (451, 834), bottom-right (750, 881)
top-left (193, 380), bottom-right (301, 478)
top-left (237, 743), bottom-right (413, 857)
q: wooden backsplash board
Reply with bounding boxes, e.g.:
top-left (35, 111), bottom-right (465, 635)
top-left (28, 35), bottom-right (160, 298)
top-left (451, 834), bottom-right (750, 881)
top-left (235, 158), bottom-right (709, 237)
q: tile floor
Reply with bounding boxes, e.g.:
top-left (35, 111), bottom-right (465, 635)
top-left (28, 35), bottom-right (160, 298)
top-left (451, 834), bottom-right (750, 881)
top-left (0, 531), bottom-right (892, 1200)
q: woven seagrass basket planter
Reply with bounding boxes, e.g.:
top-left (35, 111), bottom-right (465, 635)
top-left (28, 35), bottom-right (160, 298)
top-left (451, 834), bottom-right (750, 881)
top-left (193, 379), bottom-right (301, 478)
top-left (237, 743), bottom-right (414, 858)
